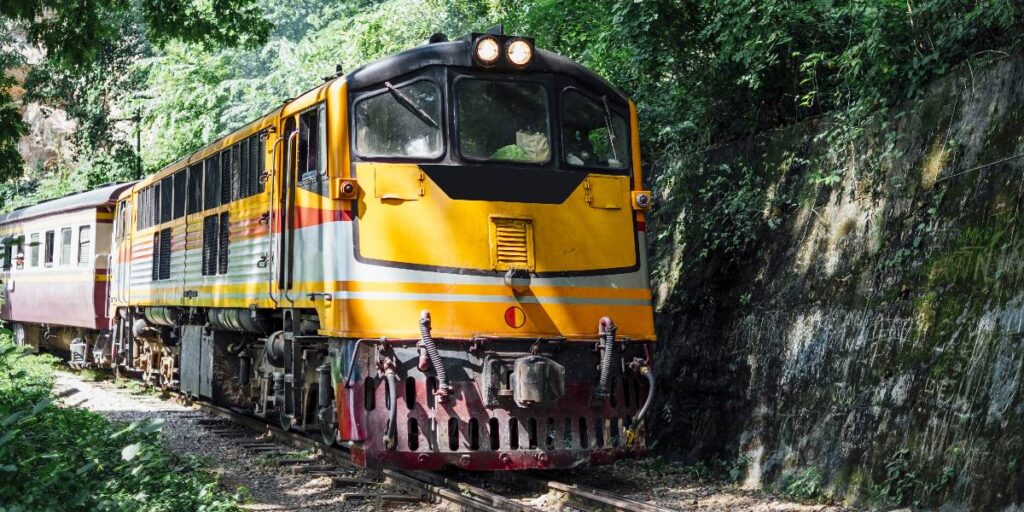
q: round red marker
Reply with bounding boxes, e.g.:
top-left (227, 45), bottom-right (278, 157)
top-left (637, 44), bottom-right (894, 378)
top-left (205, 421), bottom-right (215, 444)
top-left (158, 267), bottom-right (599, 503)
top-left (503, 306), bottom-right (526, 328)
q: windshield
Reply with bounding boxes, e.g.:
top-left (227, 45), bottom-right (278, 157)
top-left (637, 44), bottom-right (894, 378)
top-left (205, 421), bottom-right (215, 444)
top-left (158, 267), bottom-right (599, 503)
top-left (354, 80), bottom-right (442, 158)
top-left (562, 89), bottom-right (629, 170)
top-left (457, 79), bottom-right (550, 163)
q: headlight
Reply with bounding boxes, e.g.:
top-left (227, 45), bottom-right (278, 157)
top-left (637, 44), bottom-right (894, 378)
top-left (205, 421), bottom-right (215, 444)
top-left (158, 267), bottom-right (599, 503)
top-left (475, 37), bottom-right (501, 65)
top-left (506, 39), bottom-right (532, 66)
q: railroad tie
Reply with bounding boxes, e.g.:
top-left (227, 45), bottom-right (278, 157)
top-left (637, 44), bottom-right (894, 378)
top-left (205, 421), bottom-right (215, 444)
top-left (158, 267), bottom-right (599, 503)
top-left (331, 476), bottom-right (380, 488)
top-left (341, 493), bottom-right (420, 504)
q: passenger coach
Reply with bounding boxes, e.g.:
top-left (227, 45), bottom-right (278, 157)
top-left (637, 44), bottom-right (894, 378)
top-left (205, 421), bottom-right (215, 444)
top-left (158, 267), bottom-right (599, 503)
top-left (0, 182), bottom-right (134, 362)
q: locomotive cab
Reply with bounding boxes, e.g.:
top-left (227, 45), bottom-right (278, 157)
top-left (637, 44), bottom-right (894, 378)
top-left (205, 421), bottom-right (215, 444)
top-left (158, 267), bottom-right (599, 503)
top-left (333, 32), bottom-right (657, 469)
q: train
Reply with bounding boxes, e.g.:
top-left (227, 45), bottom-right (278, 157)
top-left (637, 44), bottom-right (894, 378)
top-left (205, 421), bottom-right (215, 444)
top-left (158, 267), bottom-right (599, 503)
top-left (0, 28), bottom-right (656, 471)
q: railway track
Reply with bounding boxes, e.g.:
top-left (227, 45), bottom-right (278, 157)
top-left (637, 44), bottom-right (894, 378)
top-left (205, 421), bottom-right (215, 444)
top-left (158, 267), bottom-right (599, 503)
top-left (188, 397), bottom-right (677, 512)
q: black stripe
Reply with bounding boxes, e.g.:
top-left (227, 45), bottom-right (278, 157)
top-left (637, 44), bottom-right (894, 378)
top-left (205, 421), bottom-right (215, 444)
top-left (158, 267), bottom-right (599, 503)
top-left (419, 164), bottom-right (586, 204)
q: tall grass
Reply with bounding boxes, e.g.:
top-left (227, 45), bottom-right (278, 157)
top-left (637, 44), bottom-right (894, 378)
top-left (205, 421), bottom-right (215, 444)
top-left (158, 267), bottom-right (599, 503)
top-left (0, 334), bottom-right (243, 511)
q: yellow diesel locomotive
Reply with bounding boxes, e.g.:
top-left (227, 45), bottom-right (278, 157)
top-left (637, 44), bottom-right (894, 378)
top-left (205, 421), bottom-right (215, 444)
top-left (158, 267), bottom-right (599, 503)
top-left (31, 29), bottom-right (656, 470)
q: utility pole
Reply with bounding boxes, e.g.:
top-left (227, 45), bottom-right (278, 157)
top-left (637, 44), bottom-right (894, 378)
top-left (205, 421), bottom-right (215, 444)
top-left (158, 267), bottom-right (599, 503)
top-left (110, 109), bottom-right (143, 180)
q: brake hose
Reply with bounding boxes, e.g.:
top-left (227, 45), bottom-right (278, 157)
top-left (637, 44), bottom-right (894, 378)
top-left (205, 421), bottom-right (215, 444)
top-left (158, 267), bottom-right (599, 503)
top-left (596, 317), bottom-right (616, 399)
top-left (384, 371), bottom-right (398, 450)
top-left (418, 310), bottom-right (450, 402)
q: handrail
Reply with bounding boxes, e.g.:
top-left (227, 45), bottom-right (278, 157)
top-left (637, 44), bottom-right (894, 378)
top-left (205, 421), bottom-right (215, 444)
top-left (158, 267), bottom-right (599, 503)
top-left (267, 134), bottom-right (284, 307)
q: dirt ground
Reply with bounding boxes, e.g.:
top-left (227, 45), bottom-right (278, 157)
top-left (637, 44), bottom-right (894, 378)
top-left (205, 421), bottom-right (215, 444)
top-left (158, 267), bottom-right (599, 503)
top-left (53, 370), bottom-right (853, 512)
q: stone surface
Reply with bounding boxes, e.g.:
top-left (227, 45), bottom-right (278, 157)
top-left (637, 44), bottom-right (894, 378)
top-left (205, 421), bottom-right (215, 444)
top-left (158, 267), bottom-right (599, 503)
top-left (649, 55), bottom-right (1024, 510)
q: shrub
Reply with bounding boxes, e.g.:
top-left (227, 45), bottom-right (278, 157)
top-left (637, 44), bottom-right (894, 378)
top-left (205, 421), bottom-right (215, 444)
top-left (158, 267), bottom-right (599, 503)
top-left (0, 337), bottom-right (242, 511)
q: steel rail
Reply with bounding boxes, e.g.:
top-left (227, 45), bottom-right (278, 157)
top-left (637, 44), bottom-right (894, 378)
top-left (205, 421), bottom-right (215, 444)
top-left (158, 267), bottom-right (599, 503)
top-left (186, 399), bottom-right (538, 512)
top-left (529, 477), bottom-right (677, 512)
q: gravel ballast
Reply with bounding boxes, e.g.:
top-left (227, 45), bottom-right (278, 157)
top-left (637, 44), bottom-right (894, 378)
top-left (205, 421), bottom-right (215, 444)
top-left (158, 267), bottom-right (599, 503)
top-left (54, 370), bottom-right (855, 511)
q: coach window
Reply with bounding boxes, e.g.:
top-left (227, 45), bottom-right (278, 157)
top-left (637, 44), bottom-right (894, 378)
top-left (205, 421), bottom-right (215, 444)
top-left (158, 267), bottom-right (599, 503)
top-left (354, 80), bottom-right (442, 158)
top-left (43, 230), bottom-right (55, 267)
top-left (561, 89), bottom-right (629, 170)
top-left (13, 240), bottom-right (23, 270)
top-left (59, 227), bottom-right (72, 266)
top-left (457, 78), bottom-right (550, 163)
top-left (29, 233), bottom-right (39, 266)
top-left (78, 226), bottom-right (92, 266)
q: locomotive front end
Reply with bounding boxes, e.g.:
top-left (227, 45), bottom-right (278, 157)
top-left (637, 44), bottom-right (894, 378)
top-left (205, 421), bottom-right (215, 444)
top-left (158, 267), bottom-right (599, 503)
top-left (329, 31), bottom-right (657, 470)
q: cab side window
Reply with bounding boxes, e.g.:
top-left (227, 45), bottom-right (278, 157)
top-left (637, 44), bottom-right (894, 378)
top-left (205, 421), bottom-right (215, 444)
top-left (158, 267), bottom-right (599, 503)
top-left (561, 89), bottom-right (629, 170)
top-left (297, 104), bottom-right (328, 195)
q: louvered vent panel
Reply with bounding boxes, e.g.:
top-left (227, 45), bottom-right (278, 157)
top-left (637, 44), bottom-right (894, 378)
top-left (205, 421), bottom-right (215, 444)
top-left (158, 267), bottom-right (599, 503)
top-left (220, 152), bottom-right (232, 204)
top-left (218, 212), bottom-right (230, 275)
top-left (159, 228), bottom-right (172, 280)
top-left (239, 138), bottom-right (250, 200)
top-left (490, 218), bottom-right (534, 271)
top-left (231, 145), bottom-right (242, 201)
top-left (202, 215), bottom-right (218, 276)
top-left (151, 232), bottom-right (160, 281)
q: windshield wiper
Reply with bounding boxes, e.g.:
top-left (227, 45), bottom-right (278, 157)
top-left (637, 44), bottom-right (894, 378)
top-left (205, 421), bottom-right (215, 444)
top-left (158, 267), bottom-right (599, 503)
top-left (601, 95), bottom-right (619, 161)
top-left (385, 81), bottom-right (439, 129)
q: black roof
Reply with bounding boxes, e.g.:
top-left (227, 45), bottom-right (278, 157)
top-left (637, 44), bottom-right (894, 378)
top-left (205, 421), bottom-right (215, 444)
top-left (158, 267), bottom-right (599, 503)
top-left (345, 39), bottom-right (628, 102)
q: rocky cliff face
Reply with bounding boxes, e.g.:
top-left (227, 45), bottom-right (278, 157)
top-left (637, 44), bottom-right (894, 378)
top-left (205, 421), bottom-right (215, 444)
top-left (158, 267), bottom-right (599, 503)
top-left (6, 32), bottom-right (76, 175)
top-left (650, 55), bottom-right (1024, 510)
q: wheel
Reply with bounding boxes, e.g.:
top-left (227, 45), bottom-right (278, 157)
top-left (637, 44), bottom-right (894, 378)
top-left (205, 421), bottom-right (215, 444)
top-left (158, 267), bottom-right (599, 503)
top-left (278, 407), bottom-right (293, 431)
top-left (319, 404), bottom-right (339, 446)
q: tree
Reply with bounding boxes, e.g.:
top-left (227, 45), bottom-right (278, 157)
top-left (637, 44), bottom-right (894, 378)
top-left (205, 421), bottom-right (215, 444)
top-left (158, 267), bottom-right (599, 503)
top-left (0, 0), bottom-right (272, 186)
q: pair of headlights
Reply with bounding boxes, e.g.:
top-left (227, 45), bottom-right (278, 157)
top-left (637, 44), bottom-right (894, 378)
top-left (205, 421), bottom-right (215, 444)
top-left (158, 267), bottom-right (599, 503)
top-left (474, 36), bottom-right (533, 67)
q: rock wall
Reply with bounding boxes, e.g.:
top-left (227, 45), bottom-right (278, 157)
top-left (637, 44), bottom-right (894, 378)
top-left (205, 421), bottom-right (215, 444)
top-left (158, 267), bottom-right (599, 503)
top-left (5, 31), bottom-right (76, 173)
top-left (649, 55), bottom-right (1024, 510)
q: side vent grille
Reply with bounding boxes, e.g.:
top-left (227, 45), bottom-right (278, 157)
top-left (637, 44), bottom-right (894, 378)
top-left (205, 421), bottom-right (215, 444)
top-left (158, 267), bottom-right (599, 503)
top-left (151, 228), bottom-right (171, 281)
top-left (489, 217), bottom-right (534, 271)
top-left (218, 212), bottom-right (230, 275)
top-left (159, 228), bottom-right (171, 280)
top-left (202, 215), bottom-right (218, 276)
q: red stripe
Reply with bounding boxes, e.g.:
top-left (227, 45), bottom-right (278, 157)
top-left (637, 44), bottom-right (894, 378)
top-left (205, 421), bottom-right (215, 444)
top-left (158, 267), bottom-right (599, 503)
top-left (636, 221), bottom-right (646, 232)
top-left (293, 207), bottom-right (353, 230)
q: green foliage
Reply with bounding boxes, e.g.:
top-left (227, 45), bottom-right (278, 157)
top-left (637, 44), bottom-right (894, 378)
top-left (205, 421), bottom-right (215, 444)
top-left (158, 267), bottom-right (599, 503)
top-left (0, 336), bottom-right (241, 511)
top-left (781, 467), bottom-right (824, 501)
top-left (866, 448), bottom-right (959, 509)
top-left (1, 0), bottom-right (270, 67)
top-left (868, 449), bottom-right (917, 508)
top-left (679, 456), bottom-right (749, 484)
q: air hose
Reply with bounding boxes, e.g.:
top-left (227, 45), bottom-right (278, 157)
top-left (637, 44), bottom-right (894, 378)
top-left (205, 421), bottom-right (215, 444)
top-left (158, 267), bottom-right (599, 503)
top-left (418, 310), bottom-right (450, 403)
top-left (625, 359), bottom-right (656, 447)
top-left (383, 370), bottom-right (398, 450)
top-left (635, 365), bottom-right (656, 423)
top-left (596, 317), bottom-right (616, 399)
